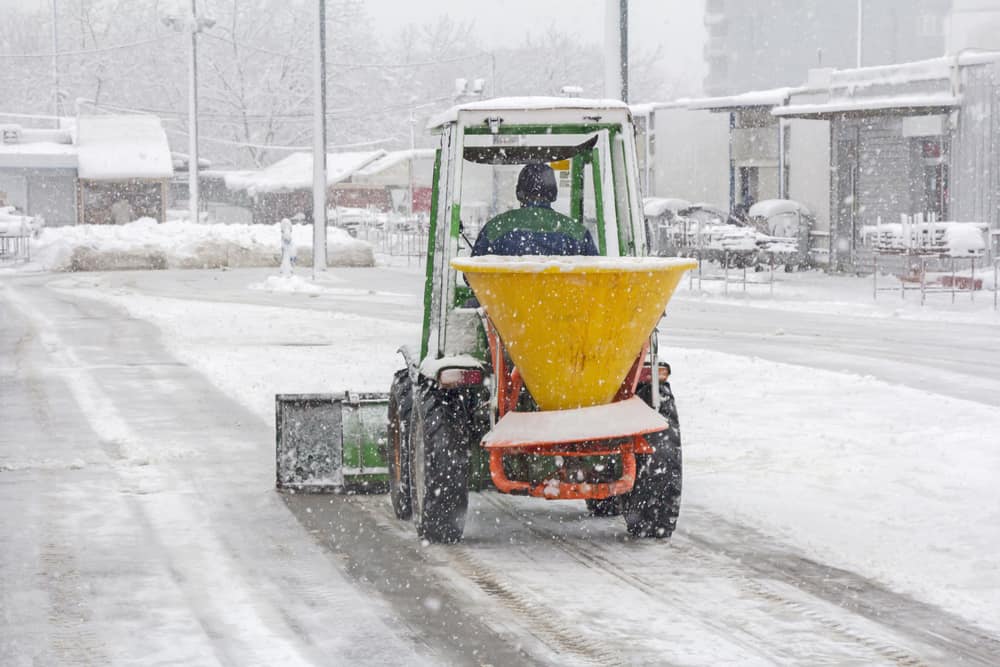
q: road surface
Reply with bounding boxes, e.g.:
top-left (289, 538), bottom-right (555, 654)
top-left (2, 268), bottom-right (998, 665)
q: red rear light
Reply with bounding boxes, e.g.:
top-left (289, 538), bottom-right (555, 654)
top-left (438, 368), bottom-right (484, 388)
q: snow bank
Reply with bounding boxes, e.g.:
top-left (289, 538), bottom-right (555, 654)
top-left (248, 275), bottom-right (324, 294)
top-left (676, 347), bottom-right (1000, 632)
top-left (29, 219), bottom-right (374, 272)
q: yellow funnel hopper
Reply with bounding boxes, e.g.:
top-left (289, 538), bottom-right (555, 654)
top-left (451, 256), bottom-right (697, 411)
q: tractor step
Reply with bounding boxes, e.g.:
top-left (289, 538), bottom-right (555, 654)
top-left (482, 397), bottom-right (668, 449)
top-left (275, 392), bottom-right (389, 494)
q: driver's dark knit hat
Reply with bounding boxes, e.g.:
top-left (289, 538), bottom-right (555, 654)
top-left (516, 163), bottom-right (558, 206)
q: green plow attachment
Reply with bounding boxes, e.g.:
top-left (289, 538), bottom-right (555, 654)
top-left (275, 392), bottom-right (389, 493)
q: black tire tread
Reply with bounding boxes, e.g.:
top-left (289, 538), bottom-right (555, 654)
top-left (412, 384), bottom-right (471, 544)
top-left (586, 497), bottom-right (623, 517)
top-left (387, 369), bottom-right (413, 520)
top-left (625, 380), bottom-right (683, 539)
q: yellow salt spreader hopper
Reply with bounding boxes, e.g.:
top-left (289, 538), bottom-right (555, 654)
top-left (452, 255), bottom-right (696, 534)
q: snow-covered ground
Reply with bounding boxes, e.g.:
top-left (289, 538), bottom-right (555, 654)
top-left (4, 243), bottom-right (1000, 663)
top-left (45, 259), bottom-right (1000, 635)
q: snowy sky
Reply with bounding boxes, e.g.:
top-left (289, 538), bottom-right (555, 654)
top-left (364, 0), bottom-right (706, 91)
top-left (3, 0), bottom-right (707, 95)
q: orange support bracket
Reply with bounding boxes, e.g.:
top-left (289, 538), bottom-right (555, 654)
top-left (488, 436), bottom-right (652, 500)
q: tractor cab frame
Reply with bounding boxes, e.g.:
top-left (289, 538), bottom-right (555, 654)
top-left (416, 99), bottom-right (651, 369)
top-left (385, 99), bottom-right (687, 543)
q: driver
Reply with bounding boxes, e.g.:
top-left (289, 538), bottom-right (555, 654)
top-left (472, 163), bottom-right (598, 257)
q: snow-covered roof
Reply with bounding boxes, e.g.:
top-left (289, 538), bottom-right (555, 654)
top-left (0, 126), bottom-right (77, 169)
top-left (643, 197), bottom-right (692, 218)
top-left (748, 199), bottom-right (813, 219)
top-left (76, 115), bottom-right (173, 180)
top-left (627, 102), bottom-right (679, 116)
top-left (224, 150), bottom-right (387, 195)
top-left (428, 96), bottom-right (631, 129)
top-left (773, 52), bottom-right (998, 119)
top-left (773, 93), bottom-right (959, 118)
top-left (680, 87), bottom-right (805, 111)
top-left (354, 149), bottom-right (435, 177)
top-left (826, 52), bottom-right (1000, 92)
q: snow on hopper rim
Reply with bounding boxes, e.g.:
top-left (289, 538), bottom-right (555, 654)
top-left (451, 255), bottom-right (698, 274)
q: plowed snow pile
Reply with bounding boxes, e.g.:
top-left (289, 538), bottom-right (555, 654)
top-left (28, 218), bottom-right (374, 271)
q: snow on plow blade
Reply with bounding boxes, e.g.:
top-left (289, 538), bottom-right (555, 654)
top-left (275, 393), bottom-right (389, 493)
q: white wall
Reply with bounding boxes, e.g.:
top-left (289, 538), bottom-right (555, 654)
top-left (652, 108), bottom-right (730, 207)
top-left (948, 0), bottom-right (1000, 53)
top-left (787, 118), bottom-right (831, 232)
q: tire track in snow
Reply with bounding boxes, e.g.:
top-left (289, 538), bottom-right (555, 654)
top-left (2, 284), bottom-right (314, 667)
top-left (348, 495), bottom-right (628, 665)
top-left (679, 506), bottom-right (1000, 666)
top-left (445, 547), bottom-right (631, 667)
top-left (477, 493), bottom-right (935, 666)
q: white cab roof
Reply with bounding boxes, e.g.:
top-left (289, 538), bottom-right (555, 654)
top-left (428, 96), bottom-right (631, 130)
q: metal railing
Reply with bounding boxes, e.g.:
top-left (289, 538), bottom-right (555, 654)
top-left (686, 250), bottom-right (779, 295)
top-left (0, 231), bottom-right (31, 266)
top-left (871, 252), bottom-right (995, 308)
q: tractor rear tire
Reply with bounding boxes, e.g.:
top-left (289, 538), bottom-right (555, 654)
top-left (625, 381), bottom-right (682, 539)
top-left (387, 370), bottom-right (413, 520)
top-left (586, 497), bottom-right (623, 517)
top-left (411, 383), bottom-right (470, 544)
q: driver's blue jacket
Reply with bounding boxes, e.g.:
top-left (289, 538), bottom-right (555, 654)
top-left (471, 206), bottom-right (599, 257)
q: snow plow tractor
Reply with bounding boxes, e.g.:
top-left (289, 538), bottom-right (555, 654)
top-left (276, 98), bottom-right (696, 544)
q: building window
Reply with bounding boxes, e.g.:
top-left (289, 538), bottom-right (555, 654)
top-left (919, 13), bottom-right (941, 37)
top-left (920, 140), bottom-right (948, 219)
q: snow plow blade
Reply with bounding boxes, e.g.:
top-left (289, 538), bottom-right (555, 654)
top-left (275, 393), bottom-right (389, 493)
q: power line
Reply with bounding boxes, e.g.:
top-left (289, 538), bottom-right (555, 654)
top-left (83, 95), bottom-right (455, 122)
top-left (83, 99), bottom-right (354, 121)
top-left (201, 33), bottom-right (491, 70)
top-left (0, 111), bottom-right (62, 120)
top-left (166, 126), bottom-right (398, 151)
top-left (0, 35), bottom-right (177, 59)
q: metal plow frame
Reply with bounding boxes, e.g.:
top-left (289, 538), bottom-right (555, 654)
top-left (275, 392), bottom-right (389, 494)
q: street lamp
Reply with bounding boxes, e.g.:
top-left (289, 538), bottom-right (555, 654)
top-left (163, 2), bottom-right (215, 224)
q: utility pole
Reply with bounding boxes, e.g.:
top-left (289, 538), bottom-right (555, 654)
top-left (620, 0), bottom-right (628, 102)
top-left (164, 4), bottom-right (213, 225)
top-left (604, 0), bottom-right (628, 101)
top-left (408, 108), bottom-right (416, 216)
top-left (187, 0), bottom-right (200, 224)
top-left (51, 0), bottom-right (60, 128)
top-left (312, 0), bottom-right (328, 276)
top-left (856, 0), bottom-right (864, 68)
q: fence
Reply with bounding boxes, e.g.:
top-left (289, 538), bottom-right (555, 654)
top-left (352, 224), bottom-right (428, 259)
top-left (686, 250), bottom-right (780, 295)
top-left (865, 215), bottom-right (997, 309)
top-left (0, 210), bottom-right (32, 265)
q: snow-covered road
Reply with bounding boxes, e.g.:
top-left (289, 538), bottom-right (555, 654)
top-left (2, 266), bottom-right (999, 665)
top-left (0, 280), bottom-right (435, 666)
